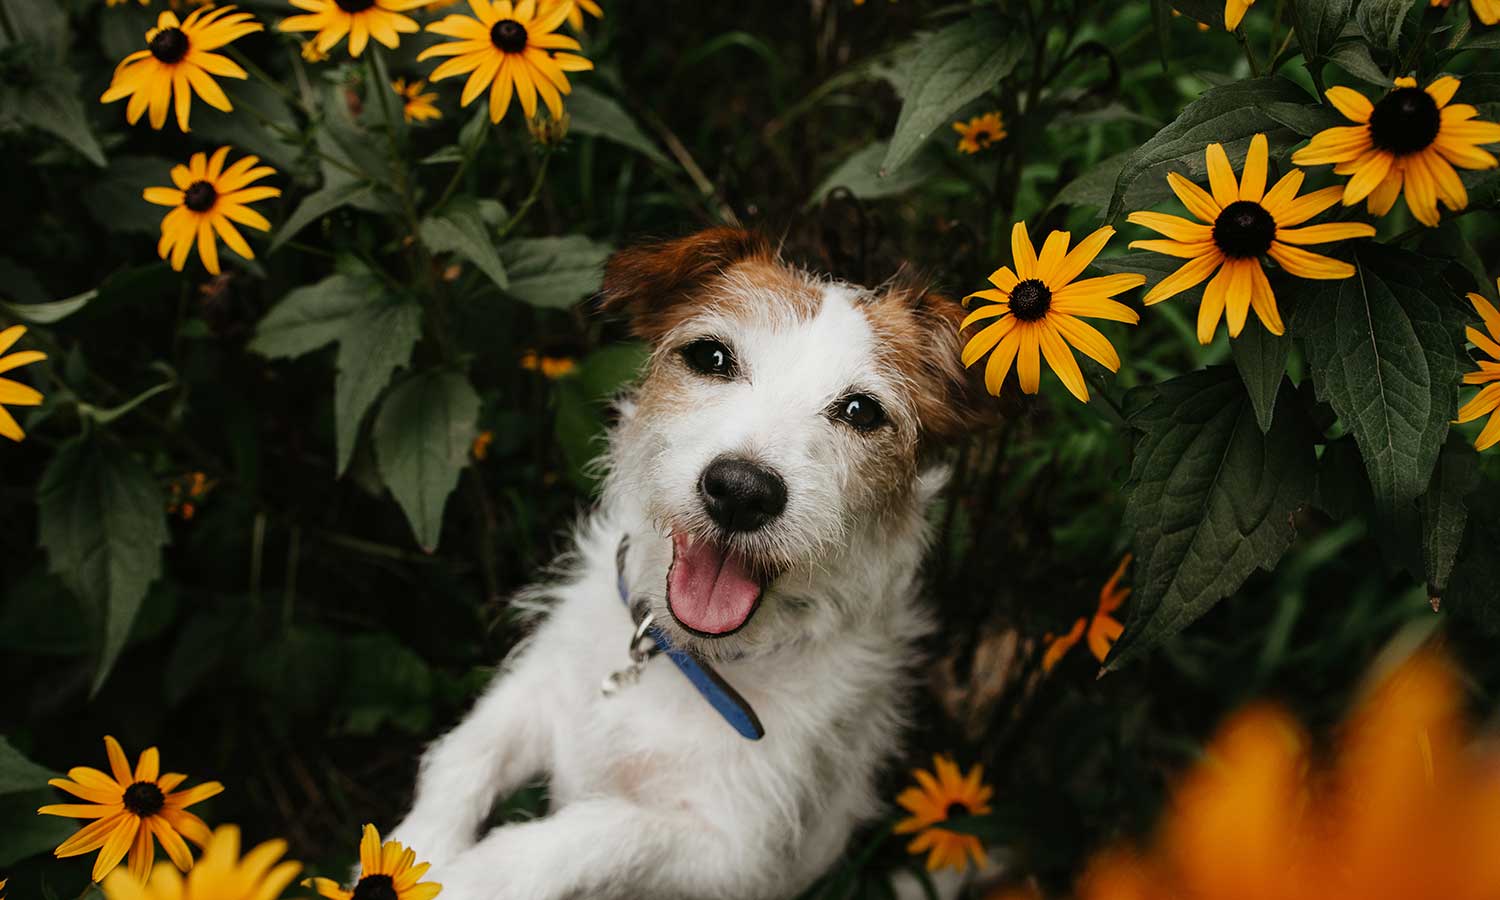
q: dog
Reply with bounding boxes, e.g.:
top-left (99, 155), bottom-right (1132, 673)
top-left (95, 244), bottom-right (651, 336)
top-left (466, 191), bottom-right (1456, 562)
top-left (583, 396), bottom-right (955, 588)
top-left (387, 228), bottom-right (982, 899)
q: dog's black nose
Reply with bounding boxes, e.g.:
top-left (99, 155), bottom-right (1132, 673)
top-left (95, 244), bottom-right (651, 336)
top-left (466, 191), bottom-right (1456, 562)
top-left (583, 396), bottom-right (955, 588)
top-left (699, 457), bottom-right (787, 533)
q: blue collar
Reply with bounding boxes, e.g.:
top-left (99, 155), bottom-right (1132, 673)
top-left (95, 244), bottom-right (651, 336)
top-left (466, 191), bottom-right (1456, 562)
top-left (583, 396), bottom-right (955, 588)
top-left (615, 538), bottom-right (765, 741)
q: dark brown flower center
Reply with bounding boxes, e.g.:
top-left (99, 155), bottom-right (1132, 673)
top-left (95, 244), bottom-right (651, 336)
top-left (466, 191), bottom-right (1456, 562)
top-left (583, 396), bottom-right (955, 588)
top-left (352, 874), bottom-right (398, 900)
top-left (1212, 200), bottom-right (1276, 258)
top-left (1369, 87), bottom-right (1441, 155)
top-left (943, 801), bottom-right (973, 821)
top-left (149, 27), bottom-right (189, 63)
top-left (184, 181), bottom-right (217, 212)
top-left (1009, 278), bottom-right (1052, 321)
top-left (491, 19), bottom-right (528, 53)
top-left (122, 781), bottom-right (165, 817)
top-left (335, 0), bottom-right (377, 11)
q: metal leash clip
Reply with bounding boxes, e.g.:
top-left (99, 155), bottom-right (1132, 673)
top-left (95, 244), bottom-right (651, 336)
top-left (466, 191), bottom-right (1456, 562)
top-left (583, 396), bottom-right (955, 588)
top-left (601, 611), bottom-right (661, 697)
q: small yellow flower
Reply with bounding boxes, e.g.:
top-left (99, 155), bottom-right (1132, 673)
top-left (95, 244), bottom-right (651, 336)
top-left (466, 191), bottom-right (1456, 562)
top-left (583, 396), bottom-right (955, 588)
top-left (0, 325), bottom-right (47, 443)
top-left (1431, 0), bottom-right (1499, 23)
top-left (100, 6), bottom-right (263, 131)
top-left (167, 472), bottom-right (216, 520)
top-left (279, 0), bottom-right (431, 58)
top-left (953, 112), bottom-right (1006, 155)
top-left (472, 430), bottom-right (495, 460)
top-left (102, 826), bottom-right (300, 900)
top-left (1291, 76), bottom-right (1500, 227)
top-left (305, 824), bottom-right (442, 900)
top-left (39, 736), bottom-right (224, 883)
top-left (144, 147), bottom-right (280, 276)
top-left (392, 78), bottom-right (441, 122)
top-left (1128, 133), bottom-right (1376, 344)
top-left (301, 40), bottom-right (330, 62)
top-left (526, 109), bottom-right (571, 146)
top-left (519, 349), bottom-right (577, 379)
top-left (1225, 0), bottom-right (1254, 29)
top-left (420, 0), bottom-right (594, 124)
top-left (893, 756), bottom-right (993, 873)
top-left (961, 224), bottom-right (1143, 403)
top-left (1457, 282), bottom-right (1500, 451)
top-left (541, 0), bottom-right (602, 32)
top-left (1042, 554), bottom-right (1130, 672)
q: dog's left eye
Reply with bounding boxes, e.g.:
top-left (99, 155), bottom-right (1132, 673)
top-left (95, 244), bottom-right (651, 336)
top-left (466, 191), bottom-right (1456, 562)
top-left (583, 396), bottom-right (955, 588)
top-left (832, 394), bottom-right (886, 432)
top-left (680, 339), bottom-right (737, 378)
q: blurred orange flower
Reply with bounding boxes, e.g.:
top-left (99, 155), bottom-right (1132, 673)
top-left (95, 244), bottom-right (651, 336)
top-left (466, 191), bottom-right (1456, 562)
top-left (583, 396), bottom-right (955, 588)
top-left (1042, 554), bottom-right (1130, 672)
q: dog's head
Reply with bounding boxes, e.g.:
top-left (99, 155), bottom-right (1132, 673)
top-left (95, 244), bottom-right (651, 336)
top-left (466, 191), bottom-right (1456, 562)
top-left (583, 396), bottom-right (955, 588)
top-left (600, 228), bottom-right (983, 657)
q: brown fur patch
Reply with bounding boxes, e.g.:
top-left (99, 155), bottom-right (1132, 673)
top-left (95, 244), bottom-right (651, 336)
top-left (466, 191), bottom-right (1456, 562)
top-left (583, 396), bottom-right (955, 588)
top-left (600, 228), bottom-right (778, 342)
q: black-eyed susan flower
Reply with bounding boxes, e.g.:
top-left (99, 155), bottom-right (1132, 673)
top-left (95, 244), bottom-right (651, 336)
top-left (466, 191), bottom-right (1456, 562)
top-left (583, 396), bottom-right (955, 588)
top-left (39, 736), bottom-right (224, 882)
top-left (1457, 283), bottom-right (1500, 451)
top-left (278, 0), bottom-right (430, 58)
top-left (1431, 0), bottom-right (1499, 24)
top-left (304, 825), bottom-right (442, 900)
top-left (144, 147), bottom-right (280, 276)
top-left (0, 325), bottom-right (46, 443)
top-left (100, 6), bottom-right (263, 132)
top-left (1291, 77), bottom-right (1500, 227)
top-left (953, 112), bottom-right (1006, 155)
top-left (419, 0), bottom-right (594, 124)
top-left (1042, 554), bottom-right (1130, 673)
top-left (392, 78), bottom-right (441, 122)
top-left (894, 756), bottom-right (993, 873)
top-left (1128, 133), bottom-right (1376, 344)
top-left (102, 826), bottom-right (300, 900)
top-left (961, 224), bottom-right (1144, 403)
top-left (542, 0), bottom-right (601, 32)
top-left (1225, 0), bottom-right (1254, 29)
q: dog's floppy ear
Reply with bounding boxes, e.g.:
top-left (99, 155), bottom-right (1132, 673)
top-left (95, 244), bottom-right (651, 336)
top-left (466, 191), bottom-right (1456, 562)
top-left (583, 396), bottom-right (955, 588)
top-left (900, 289), bottom-right (998, 445)
top-left (599, 228), bottom-right (771, 342)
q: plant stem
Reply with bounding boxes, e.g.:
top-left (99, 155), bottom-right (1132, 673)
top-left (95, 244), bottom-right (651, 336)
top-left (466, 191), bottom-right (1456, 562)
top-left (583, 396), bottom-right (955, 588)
top-left (227, 46), bottom-right (305, 111)
top-left (1235, 27), bottom-right (1262, 77)
top-left (495, 150), bottom-right (553, 243)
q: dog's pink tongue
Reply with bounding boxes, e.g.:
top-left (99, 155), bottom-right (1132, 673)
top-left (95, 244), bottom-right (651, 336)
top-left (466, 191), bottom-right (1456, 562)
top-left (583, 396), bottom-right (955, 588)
top-left (668, 533), bottom-right (761, 635)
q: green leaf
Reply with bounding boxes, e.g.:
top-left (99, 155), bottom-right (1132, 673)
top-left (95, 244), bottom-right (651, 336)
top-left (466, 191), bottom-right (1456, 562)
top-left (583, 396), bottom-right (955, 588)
top-left (499, 235), bottom-right (613, 309)
top-left (808, 140), bottom-right (942, 206)
top-left (374, 370), bottom-right (481, 552)
top-left (1259, 100), bottom-right (1345, 137)
top-left (340, 634), bottom-right (434, 735)
top-left (1291, 248), bottom-right (1466, 517)
top-left (1419, 434), bottom-right (1479, 599)
top-left (0, 737), bottom-right (55, 794)
top-left (270, 181), bottom-right (375, 253)
top-left (0, 790), bottom-right (75, 866)
top-left (1446, 482), bottom-right (1500, 632)
top-left (421, 197), bottom-right (509, 290)
top-left (1324, 41), bottom-right (1390, 86)
top-left (37, 433), bottom-right (170, 693)
top-left (566, 85), bottom-right (671, 166)
top-left (1357, 0), bottom-right (1418, 51)
top-left (1, 289), bottom-right (95, 325)
top-left (250, 275), bottom-right (377, 358)
top-left (3, 68), bottom-right (106, 167)
top-left (1108, 368), bottom-right (1316, 670)
top-left (84, 156), bottom-right (176, 236)
top-left (1231, 322), bottom-right (1291, 433)
top-left (1106, 77), bottom-right (1308, 222)
top-left (1292, 0), bottom-right (1354, 61)
top-left (879, 12), bottom-right (1025, 175)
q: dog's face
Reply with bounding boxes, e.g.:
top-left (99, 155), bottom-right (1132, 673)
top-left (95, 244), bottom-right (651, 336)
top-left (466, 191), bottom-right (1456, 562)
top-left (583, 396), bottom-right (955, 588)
top-left (601, 229), bottom-right (979, 658)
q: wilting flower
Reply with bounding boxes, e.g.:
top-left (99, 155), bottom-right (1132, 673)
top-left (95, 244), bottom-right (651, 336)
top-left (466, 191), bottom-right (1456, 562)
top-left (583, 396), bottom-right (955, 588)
top-left (1042, 554), bottom-right (1130, 672)
top-left (305, 824), bottom-right (442, 900)
top-left (278, 0), bottom-right (430, 58)
top-left (542, 0), bottom-right (602, 31)
top-left (0, 325), bottom-right (47, 443)
top-left (962, 224), bottom-right (1143, 402)
top-left (419, 0), bottom-right (594, 124)
top-left (39, 736), bottom-right (224, 882)
top-left (100, 6), bottom-right (263, 132)
top-left (1128, 133), bottom-right (1375, 344)
top-left (145, 147), bottom-right (280, 276)
top-left (393, 78), bottom-right (441, 122)
top-left (1457, 282), bottom-right (1500, 451)
top-left (894, 756), bottom-right (994, 873)
top-left (102, 826), bottom-right (299, 900)
top-left (1291, 77), bottom-right (1500, 227)
top-left (954, 112), bottom-right (1006, 155)
top-left (1225, 0), bottom-right (1254, 29)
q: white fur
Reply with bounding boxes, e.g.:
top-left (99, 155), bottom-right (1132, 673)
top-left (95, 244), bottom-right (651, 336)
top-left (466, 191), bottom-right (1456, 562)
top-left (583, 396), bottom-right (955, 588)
top-left (389, 283), bottom-right (946, 899)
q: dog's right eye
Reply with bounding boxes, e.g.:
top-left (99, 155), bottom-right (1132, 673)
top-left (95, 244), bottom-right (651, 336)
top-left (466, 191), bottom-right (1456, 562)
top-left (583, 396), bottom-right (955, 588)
top-left (680, 339), bottom-right (736, 378)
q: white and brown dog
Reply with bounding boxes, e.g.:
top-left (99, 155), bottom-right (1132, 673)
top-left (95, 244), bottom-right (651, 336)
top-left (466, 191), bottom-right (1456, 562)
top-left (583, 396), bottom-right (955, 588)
top-left (387, 229), bottom-right (982, 899)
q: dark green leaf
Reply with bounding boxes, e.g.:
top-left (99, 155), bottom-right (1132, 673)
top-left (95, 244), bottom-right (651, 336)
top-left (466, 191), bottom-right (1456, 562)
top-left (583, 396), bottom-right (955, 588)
top-left (1, 289), bottom-right (96, 325)
top-left (250, 274), bottom-right (378, 359)
top-left (1292, 0), bottom-right (1354, 61)
top-left (0, 790), bottom-right (75, 866)
top-left (84, 156), bottom-right (175, 235)
top-left (270, 181), bottom-right (376, 253)
top-left (421, 197), bottom-right (509, 290)
top-left (1324, 41), bottom-right (1390, 86)
top-left (0, 737), bottom-right (55, 794)
top-left (809, 140), bottom-right (942, 206)
top-left (567, 85), bottom-right (671, 166)
top-left (1231, 322), bottom-right (1291, 433)
top-left (500, 235), bottom-right (613, 309)
top-left (1357, 0), bottom-right (1418, 51)
top-left (1446, 482), bottom-right (1500, 631)
top-left (1419, 434), bottom-right (1479, 599)
top-left (374, 370), bottom-right (481, 552)
top-left (4, 69), bottom-right (106, 167)
top-left (1259, 101), bottom-right (1345, 137)
top-left (340, 634), bottom-right (434, 735)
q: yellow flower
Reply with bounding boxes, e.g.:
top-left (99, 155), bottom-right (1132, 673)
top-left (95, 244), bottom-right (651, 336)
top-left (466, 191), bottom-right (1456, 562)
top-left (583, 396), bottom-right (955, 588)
top-left (1291, 76), bottom-right (1500, 227)
top-left (1042, 554), bottom-right (1130, 672)
top-left (1431, 0), bottom-right (1500, 23)
top-left (305, 824), bottom-right (442, 900)
top-left (1225, 0), bottom-right (1254, 29)
top-left (471, 430), bottom-right (495, 460)
top-left (1457, 283), bottom-right (1500, 451)
top-left (893, 756), bottom-right (993, 873)
top-left (953, 112), bottom-right (1006, 155)
top-left (167, 472), bottom-right (216, 520)
top-left (541, 0), bottom-right (602, 32)
top-left (1128, 133), bottom-right (1376, 344)
top-left (39, 736), bottom-right (224, 883)
top-left (102, 826), bottom-right (300, 900)
top-left (961, 224), bottom-right (1144, 403)
top-left (419, 0), bottom-right (594, 124)
top-left (144, 147), bottom-right (280, 276)
top-left (278, 0), bottom-right (430, 58)
top-left (519, 349), bottom-right (577, 378)
top-left (392, 78), bottom-right (442, 122)
top-left (0, 325), bottom-right (47, 443)
top-left (1078, 651), bottom-right (1500, 900)
top-left (100, 6), bottom-right (263, 132)
top-left (301, 40), bottom-right (330, 62)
